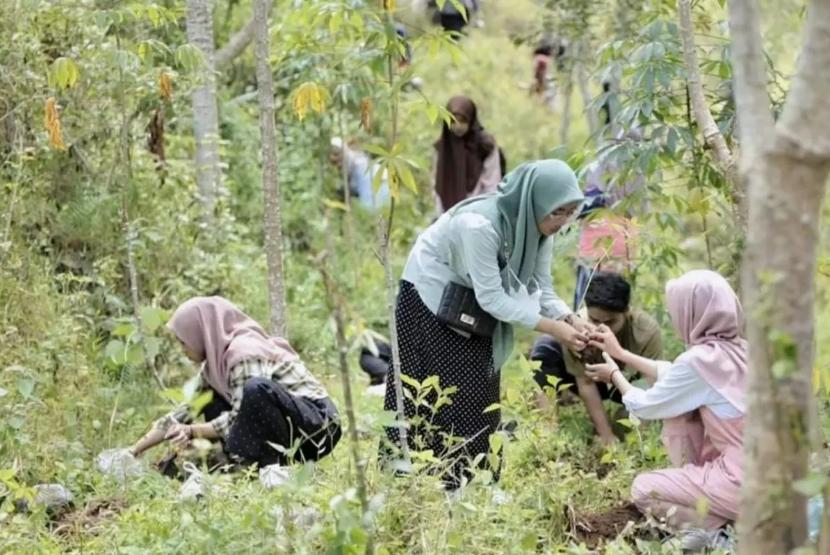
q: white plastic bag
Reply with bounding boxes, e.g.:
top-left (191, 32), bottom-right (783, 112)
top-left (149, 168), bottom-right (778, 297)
top-left (96, 448), bottom-right (144, 481)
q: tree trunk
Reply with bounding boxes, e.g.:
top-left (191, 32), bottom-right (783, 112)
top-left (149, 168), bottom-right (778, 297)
top-left (318, 219), bottom-right (374, 555)
top-left (215, 0), bottom-right (273, 69)
top-left (186, 0), bottom-right (221, 223)
top-left (676, 0), bottom-right (745, 230)
top-left (253, 0), bottom-right (287, 337)
top-left (380, 40), bottom-right (410, 467)
top-left (739, 158), bottom-right (827, 553)
top-left (728, 0), bottom-right (830, 552)
top-left (559, 72), bottom-right (573, 147)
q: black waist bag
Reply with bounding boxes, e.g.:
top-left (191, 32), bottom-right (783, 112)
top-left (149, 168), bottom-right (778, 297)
top-left (436, 281), bottom-right (497, 337)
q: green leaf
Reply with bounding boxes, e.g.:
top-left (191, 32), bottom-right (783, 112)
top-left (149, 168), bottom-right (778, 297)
top-left (48, 57), bottom-right (80, 90)
top-left (483, 403), bottom-right (501, 413)
top-left (104, 339), bottom-right (126, 362)
top-left (126, 343), bottom-right (144, 366)
top-left (363, 144), bottom-right (389, 157)
top-left (111, 322), bottom-right (135, 337)
top-left (17, 376), bottom-right (35, 400)
top-left (397, 163), bottom-right (417, 194)
top-left (176, 44), bottom-right (204, 72)
top-left (140, 306), bottom-right (166, 333)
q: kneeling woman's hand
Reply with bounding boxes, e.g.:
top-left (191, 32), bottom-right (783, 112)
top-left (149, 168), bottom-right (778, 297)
top-left (164, 423), bottom-right (193, 448)
top-left (585, 352), bottom-right (621, 384)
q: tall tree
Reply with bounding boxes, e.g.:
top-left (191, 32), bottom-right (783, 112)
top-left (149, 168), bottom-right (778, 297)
top-left (253, 0), bottom-right (287, 336)
top-left (186, 0), bottom-right (221, 222)
top-left (186, 0), bottom-right (271, 223)
top-left (727, 0), bottom-right (830, 551)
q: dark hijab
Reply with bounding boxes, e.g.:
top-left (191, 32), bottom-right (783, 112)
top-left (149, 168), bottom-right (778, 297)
top-left (434, 96), bottom-right (496, 210)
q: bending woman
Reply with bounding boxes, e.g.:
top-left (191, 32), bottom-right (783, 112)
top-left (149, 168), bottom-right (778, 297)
top-left (385, 159), bottom-right (592, 489)
top-left (586, 270), bottom-right (745, 539)
top-left (130, 297), bottom-right (341, 468)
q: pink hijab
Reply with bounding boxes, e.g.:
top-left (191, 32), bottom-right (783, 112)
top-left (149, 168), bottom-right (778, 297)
top-left (666, 270), bottom-right (748, 413)
top-left (167, 296), bottom-right (297, 404)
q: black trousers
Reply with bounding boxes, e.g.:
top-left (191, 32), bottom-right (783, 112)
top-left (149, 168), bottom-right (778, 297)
top-left (530, 335), bottom-right (622, 404)
top-left (359, 340), bottom-right (391, 385)
top-left (203, 378), bottom-right (341, 467)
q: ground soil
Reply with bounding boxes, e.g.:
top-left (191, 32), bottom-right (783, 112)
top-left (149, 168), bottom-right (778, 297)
top-left (51, 498), bottom-right (127, 538)
top-left (568, 502), bottom-right (654, 547)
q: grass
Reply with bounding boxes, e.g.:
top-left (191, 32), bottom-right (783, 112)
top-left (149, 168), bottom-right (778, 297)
top-left (1, 1), bottom-right (828, 553)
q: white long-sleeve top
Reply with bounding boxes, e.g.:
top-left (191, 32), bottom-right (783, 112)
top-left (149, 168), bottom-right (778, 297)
top-left (622, 361), bottom-right (743, 420)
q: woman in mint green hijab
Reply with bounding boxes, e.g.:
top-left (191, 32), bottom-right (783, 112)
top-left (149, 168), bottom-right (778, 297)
top-left (384, 159), bottom-right (594, 489)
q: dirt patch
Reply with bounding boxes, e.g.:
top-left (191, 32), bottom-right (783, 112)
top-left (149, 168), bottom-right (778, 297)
top-left (568, 502), bottom-right (650, 547)
top-left (51, 498), bottom-right (127, 538)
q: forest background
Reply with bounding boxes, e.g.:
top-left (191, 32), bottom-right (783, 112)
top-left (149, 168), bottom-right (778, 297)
top-left (1, 0), bottom-right (829, 553)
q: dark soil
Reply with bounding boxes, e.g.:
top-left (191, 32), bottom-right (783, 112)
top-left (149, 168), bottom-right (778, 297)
top-left (51, 498), bottom-right (127, 538)
top-left (569, 502), bottom-right (648, 547)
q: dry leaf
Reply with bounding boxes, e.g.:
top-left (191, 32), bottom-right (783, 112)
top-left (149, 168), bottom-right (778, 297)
top-left (44, 97), bottom-right (66, 151)
top-left (360, 97), bottom-right (372, 131)
top-left (159, 71), bottom-right (173, 102)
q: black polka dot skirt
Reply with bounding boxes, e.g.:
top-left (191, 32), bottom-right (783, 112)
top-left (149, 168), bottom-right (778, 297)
top-left (383, 280), bottom-right (501, 489)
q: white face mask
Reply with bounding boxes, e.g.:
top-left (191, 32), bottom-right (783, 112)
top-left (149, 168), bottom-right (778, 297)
top-left (450, 122), bottom-right (469, 137)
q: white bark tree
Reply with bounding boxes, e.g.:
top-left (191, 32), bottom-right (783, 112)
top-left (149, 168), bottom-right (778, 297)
top-left (186, 0), bottom-right (272, 223)
top-left (726, 0), bottom-right (830, 552)
top-left (253, 0), bottom-right (287, 337)
top-left (186, 0), bottom-right (221, 222)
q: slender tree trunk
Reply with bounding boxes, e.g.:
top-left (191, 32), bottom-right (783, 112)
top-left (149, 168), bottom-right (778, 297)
top-left (572, 41), bottom-right (597, 142)
top-left (728, 0), bottom-right (830, 552)
top-left (186, 0), bottom-right (221, 223)
top-left (380, 36), bottom-right (410, 466)
top-left (676, 0), bottom-right (746, 231)
top-left (115, 34), bottom-right (165, 390)
top-left (559, 72), bottom-right (573, 146)
top-left (253, 0), bottom-right (287, 337)
top-left (318, 220), bottom-right (374, 555)
top-left (214, 0), bottom-right (273, 70)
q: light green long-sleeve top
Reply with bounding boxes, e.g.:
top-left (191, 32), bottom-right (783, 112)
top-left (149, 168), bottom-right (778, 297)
top-left (401, 211), bottom-right (571, 329)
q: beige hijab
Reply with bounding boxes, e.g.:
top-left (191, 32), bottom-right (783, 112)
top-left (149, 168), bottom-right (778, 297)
top-left (167, 296), bottom-right (297, 403)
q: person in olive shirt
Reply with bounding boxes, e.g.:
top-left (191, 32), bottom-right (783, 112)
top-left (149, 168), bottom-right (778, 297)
top-left (531, 272), bottom-right (662, 445)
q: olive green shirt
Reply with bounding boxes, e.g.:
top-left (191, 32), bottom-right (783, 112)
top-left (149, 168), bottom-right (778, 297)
top-left (564, 307), bottom-right (662, 376)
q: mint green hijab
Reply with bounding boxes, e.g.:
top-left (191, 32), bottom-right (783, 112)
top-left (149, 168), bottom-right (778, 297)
top-left (451, 159), bottom-right (584, 370)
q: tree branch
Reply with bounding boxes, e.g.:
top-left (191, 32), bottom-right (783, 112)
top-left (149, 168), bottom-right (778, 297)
top-left (775, 0), bottom-right (830, 161)
top-left (727, 0), bottom-right (775, 157)
top-left (215, 0), bottom-right (273, 69)
top-left (677, 0), bottom-right (734, 171)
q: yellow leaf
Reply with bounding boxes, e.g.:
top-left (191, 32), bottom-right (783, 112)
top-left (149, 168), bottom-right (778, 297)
top-left (159, 71), bottom-right (173, 102)
top-left (43, 97), bottom-right (67, 151)
top-left (291, 82), bottom-right (328, 121)
top-left (382, 0), bottom-right (396, 11)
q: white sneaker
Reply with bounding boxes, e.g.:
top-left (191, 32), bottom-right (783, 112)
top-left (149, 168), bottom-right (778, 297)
top-left (96, 448), bottom-right (144, 482)
top-left (259, 464), bottom-right (291, 489)
top-left (178, 462), bottom-right (209, 501)
top-left (675, 528), bottom-right (734, 553)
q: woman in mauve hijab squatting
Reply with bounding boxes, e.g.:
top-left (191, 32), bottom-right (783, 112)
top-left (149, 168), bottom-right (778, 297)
top-left (587, 270), bottom-right (747, 549)
top-left (129, 297), bottom-right (341, 470)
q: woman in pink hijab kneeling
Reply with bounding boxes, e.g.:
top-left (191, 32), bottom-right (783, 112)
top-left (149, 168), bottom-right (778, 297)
top-left (129, 297), bottom-right (341, 469)
top-left (586, 270), bottom-right (745, 551)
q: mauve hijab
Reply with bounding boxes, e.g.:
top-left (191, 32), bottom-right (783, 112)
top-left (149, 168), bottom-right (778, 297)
top-left (167, 296), bottom-right (297, 404)
top-left (666, 270), bottom-right (748, 413)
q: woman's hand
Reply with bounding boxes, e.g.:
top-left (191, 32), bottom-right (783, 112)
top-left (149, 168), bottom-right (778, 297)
top-left (589, 324), bottom-right (626, 360)
top-left (548, 319), bottom-right (589, 353)
top-left (585, 352), bottom-right (620, 384)
top-left (164, 423), bottom-right (193, 448)
top-left (570, 314), bottom-right (597, 336)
